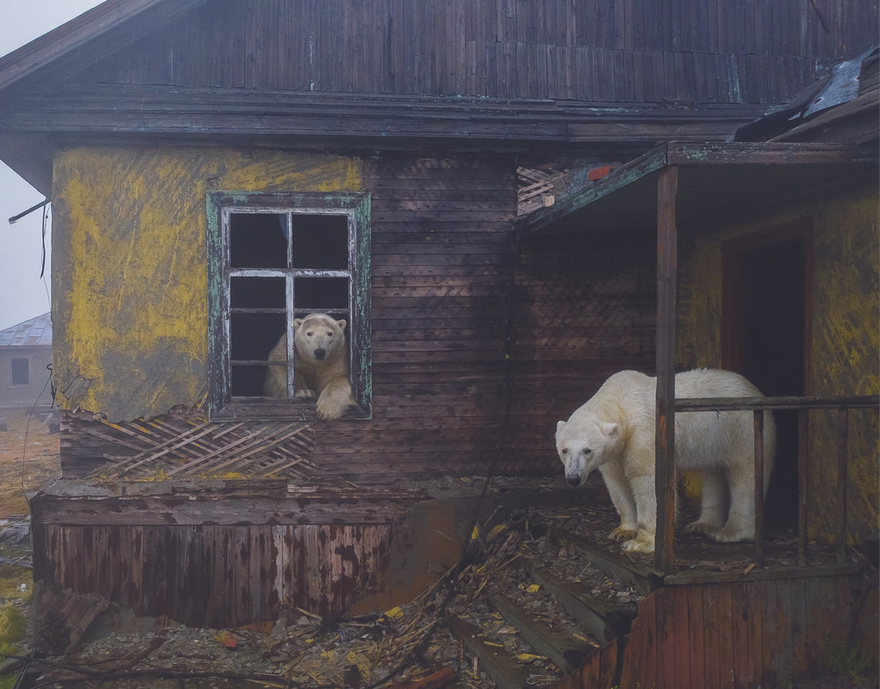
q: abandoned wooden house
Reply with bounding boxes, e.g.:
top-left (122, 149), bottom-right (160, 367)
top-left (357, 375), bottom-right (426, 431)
top-left (0, 1), bottom-right (876, 687)
top-left (0, 312), bottom-right (53, 414)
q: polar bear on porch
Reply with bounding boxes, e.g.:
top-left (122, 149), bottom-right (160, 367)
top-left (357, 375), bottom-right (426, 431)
top-left (555, 369), bottom-right (776, 554)
top-left (263, 313), bottom-right (356, 420)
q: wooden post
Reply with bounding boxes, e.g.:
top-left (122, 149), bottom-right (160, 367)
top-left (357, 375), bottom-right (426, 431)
top-left (797, 410), bottom-right (808, 566)
top-left (753, 410), bottom-right (764, 569)
top-left (655, 165), bottom-right (678, 574)
top-left (836, 408), bottom-right (849, 565)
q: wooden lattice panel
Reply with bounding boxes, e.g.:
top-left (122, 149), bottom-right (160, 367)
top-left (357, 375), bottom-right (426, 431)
top-left (517, 166), bottom-right (565, 215)
top-left (84, 415), bottom-right (316, 480)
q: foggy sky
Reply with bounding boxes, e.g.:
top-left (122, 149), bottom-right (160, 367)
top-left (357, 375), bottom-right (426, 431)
top-left (0, 0), bottom-right (104, 332)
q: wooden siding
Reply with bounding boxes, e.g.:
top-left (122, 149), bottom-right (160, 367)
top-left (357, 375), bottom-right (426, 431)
top-left (30, 482), bottom-right (428, 625)
top-left (615, 574), bottom-right (870, 689)
top-left (320, 154), bottom-right (519, 481)
top-left (56, 153), bottom-right (659, 483)
top-left (677, 180), bottom-right (879, 544)
top-left (34, 523), bottom-right (392, 625)
top-left (68, 0), bottom-right (876, 106)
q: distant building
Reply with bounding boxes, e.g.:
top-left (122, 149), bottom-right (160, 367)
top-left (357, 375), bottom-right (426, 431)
top-left (0, 312), bottom-right (53, 412)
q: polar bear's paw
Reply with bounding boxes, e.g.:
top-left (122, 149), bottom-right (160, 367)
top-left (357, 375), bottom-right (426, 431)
top-left (315, 377), bottom-right (356, 421)
top-left (683, 519), bottom-right (722, 535)
top-left (609, 526), bottom-right (639, 542)
top-left (708, 525), bottom-right (753, 543)
top-left (294, 388), bottom-right (318, 399)
top-left (621, 533), bottom-right (655, 554)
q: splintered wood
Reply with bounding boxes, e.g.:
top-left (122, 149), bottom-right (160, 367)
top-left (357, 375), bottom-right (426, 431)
top-left (39, 503), bottom-right (625, 689)
top-left (83, 415), bottom-right (316, 480)
top-left (260, 509), bottom-right (605, 689)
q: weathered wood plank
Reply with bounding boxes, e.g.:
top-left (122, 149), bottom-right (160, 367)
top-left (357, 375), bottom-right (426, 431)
top-left (746, 578), bottom-right (766, 686)
top-left (488, 593), bottom-right (593, 674)
top-left (448, 616), bottom-right (533, 689)
top-left (702, 585), bottom-right (721, 689)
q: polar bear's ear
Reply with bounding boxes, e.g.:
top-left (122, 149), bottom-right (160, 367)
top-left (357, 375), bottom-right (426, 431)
top-left (293, 318), bottom-right (304, 330)
top-left (600, 422), bottom-right (618, 437)
top-left (336, 319), bottom-right (347, 332)
top-left (556, 420), bottom-right (566, 435)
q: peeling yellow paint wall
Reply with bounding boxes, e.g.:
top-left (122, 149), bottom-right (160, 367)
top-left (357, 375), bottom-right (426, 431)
top-left (52, 147), bottom-right (362, 422)
top-left (808, 185), bottom-right (879, 544)
top-left (677, 180), bottom-right (879, 544)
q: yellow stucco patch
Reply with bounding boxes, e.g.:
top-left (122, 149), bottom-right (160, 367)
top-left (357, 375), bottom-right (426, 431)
top-left (52, 146), bottom-right (362, 421)
top-left (676, 183), bottom-right (879, 544)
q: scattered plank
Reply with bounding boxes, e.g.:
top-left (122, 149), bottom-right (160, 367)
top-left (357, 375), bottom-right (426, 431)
top-left (530, 570), bottom-right (637, 643)
top-left (448, 617), bottom-right (533, 689)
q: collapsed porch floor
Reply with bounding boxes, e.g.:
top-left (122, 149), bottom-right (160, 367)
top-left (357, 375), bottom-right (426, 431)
top-left (25, 475), bottom-right (875, 689)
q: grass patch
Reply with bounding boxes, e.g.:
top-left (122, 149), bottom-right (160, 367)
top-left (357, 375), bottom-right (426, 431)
top-left (0, 606), bottom-right (26, 647)
top-left (0, 567), bottom-right (31, 603)
top-left (822, 632), bottom-right (872, 683)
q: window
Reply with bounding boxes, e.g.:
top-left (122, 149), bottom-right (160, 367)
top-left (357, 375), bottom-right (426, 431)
top-left (10, 358), bottom-right (29, 386)
top-left (207, 192), bottom-right (371, 419)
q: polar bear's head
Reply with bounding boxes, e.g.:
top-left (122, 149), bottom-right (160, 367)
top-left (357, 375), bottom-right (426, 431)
top-left (294, 313), bottom-right (347, 362)
top-left (555, 418), bottom-right (620, 488)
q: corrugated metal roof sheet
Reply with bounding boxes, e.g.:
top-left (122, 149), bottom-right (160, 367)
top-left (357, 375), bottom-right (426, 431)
top-left (0, 312), bottom-right (52, 347)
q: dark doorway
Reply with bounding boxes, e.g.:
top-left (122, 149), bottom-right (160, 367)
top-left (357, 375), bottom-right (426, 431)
top-left (723, 223), bottom-right (810, 532)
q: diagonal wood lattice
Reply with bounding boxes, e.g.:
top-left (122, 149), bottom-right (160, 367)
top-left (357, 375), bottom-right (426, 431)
top-left (84, 415), bottom-right (316, 480)
top-left (517, 166), bottom-right (566, 215)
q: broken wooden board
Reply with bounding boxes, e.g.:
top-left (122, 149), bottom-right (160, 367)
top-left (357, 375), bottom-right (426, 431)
top-left (530, 570), bottom-right (637, 644)
top-left (488, 593), bottom-right (593, 674)
top-left (550, 526), bottom-right (659, 595)
top-left (448, 616), bottom-right (535, 689)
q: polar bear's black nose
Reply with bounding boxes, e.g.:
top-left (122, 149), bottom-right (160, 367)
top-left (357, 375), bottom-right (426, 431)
top-left (313, 348), bottom-right (326, 360)
top-left (566, 476), bottom-right (580, 487)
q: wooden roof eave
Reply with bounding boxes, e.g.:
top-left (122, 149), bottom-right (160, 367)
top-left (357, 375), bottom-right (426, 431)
top-left (0, 0), bottom-right (211, 93)
top-left (515, 141), bottom-right (880, 237)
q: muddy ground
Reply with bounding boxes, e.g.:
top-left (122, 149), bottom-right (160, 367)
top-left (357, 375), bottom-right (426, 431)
top-left (0, 412), bottom-right (60, 520)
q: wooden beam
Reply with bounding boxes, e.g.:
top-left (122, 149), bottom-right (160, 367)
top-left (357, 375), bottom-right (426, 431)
top-left (754, 410), bottom-right (765, 569)
top-left (665, 141), bottom-right (876, 165)
top-left (836, 409), bottom-right (849, 565)
top-left (654, 165), bottom-right (678, 574)
top-left (798, 410), bottom-right (809, 566)
top-left (518, 146), bottom-right (668, 236)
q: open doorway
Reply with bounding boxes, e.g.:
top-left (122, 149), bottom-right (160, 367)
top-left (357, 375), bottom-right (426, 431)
top-left (723, 221), bottom-right (811, 531)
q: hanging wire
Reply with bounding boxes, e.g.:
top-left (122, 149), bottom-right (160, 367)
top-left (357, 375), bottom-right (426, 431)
top-left (21, 364), bottom-right (54, 508)
top-left (39, 199), bottom-right (49, 279)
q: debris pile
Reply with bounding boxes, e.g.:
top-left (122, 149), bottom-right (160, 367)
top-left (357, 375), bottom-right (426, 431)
top-left (29, 505), bottom-right (626, 689)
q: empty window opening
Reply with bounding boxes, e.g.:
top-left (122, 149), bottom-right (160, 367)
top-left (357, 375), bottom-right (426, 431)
top-left (10, 358), bottom-right (29, 386)
top-left (207, 191), bottom-right (371, 419)
top-left (228, 211), bottom-right (351, 398)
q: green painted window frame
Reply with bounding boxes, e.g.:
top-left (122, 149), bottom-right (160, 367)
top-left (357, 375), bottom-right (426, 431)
top-left (207, 191), bottom-right (371, 420)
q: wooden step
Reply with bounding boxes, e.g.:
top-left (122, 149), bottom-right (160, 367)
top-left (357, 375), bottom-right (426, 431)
top-left (530, 570), bottom-right (637, 643)
top-left (448, 616), bottom-right (535, 689)
top-left (487, 593), bottom-right (595, 674)
top-left (550, 526), bottom-right (660, 595)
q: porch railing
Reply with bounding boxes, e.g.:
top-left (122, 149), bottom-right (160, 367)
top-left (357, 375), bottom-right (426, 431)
top-left (671, 395), bottom-right (879, 570)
